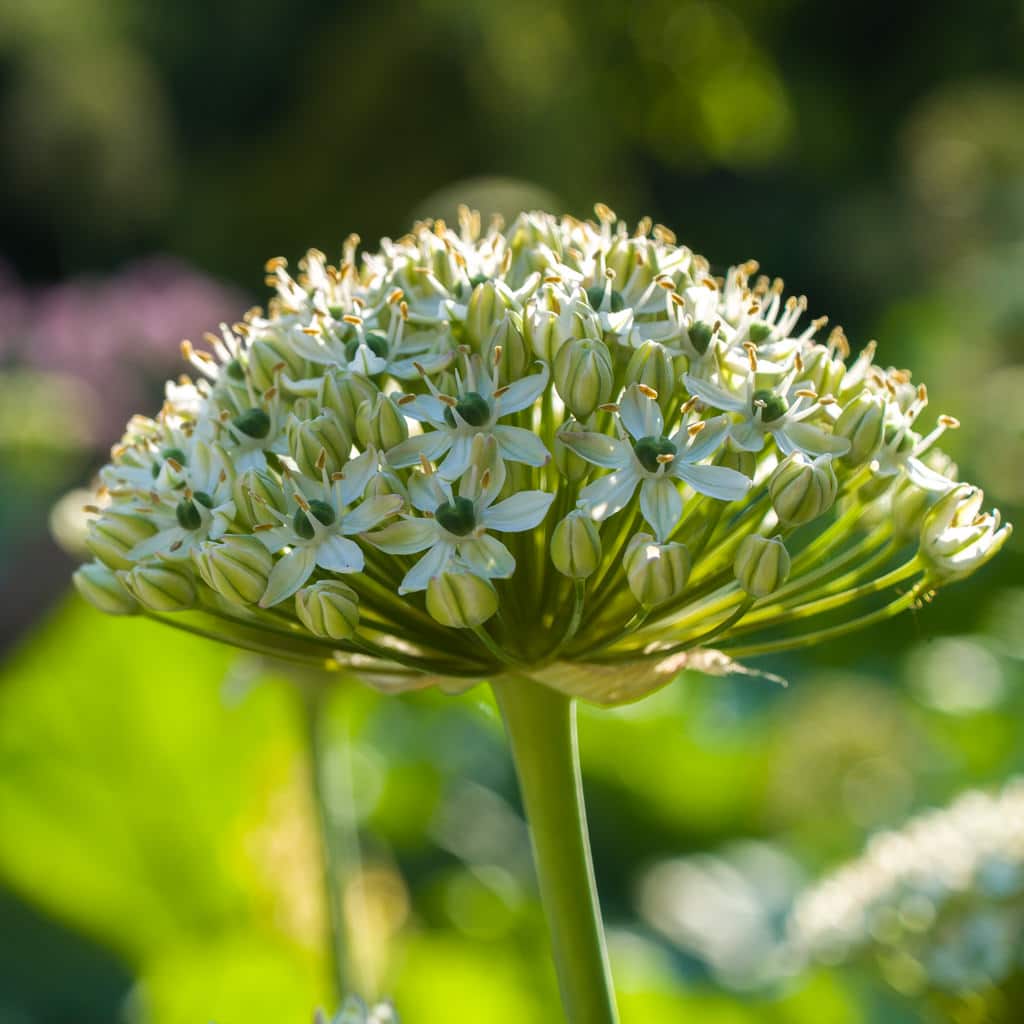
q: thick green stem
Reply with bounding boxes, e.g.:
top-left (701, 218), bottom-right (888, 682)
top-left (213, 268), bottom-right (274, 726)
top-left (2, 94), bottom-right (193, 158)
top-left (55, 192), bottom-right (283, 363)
top-left (491, 677), bottom-right (619, 1024)
top-left (304, 688), bottom-right (351, 1004)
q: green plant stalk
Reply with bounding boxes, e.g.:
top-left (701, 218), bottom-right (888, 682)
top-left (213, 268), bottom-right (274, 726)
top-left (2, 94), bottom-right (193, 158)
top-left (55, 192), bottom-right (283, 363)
top-left (304, 687), bottom-right (351, 1004)
top-left (491, 676), bottom-right (619, 1024)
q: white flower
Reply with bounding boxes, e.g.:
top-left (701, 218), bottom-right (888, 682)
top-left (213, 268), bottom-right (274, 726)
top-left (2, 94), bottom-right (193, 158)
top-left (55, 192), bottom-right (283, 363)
top-left (683, 367), bottom-right (851, 458)
top-left (255, 447), bottom-right (402, 606)
top-left (560, 384), bottom-right (751, 541)
top-left (386, 353), bottom-right (551, 478)
top-left (920, 484), bottom-right (1012, 582)
top-left (367, 437), bottom-right (554, 593)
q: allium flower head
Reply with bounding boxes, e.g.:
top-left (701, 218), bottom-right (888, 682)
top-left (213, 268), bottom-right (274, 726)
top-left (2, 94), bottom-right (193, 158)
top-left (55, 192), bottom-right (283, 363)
top-left (790, 780), bottom-right (1024, 995)
top-left (73, 207), bottom-right (1011, 702)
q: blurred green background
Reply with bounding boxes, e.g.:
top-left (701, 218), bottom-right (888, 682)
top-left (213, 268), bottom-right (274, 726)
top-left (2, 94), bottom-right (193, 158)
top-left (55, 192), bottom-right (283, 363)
top-left (1, 1), bottom-right (1022, 1021)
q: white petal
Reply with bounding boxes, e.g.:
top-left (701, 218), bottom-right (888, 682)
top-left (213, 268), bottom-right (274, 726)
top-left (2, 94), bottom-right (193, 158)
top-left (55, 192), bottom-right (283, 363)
top-left (348, 345), bottom-right (388, 377)
top-left (683, 374), bottom-right (747, 412)
top-left (492, 425), bottom-right (551, 467)
top-left (494, 363), bottom-right (549, 415)
top-left (678, 415), bottom-right (730, 463)
top-left (128, 527), bottom-right (184, 561)
top-left (398, 394), bottom-right (448, 426)
top-left (578, 467), bottom-right (640, 520)
top-left (619, 385), bottom-right (664, 440)
top-left (337, 447), bottom-right (379, 506)
top-left (315, 535), bottom-right (365, 574)
top-left (483, 490), bottom-right (555, 532)
top-left (400, 542), bottom-right (455, 594)
top-left (673, 462), bottom-right (752, 502)
top-left (457, 534), bottom-right (515, 578)
top-left (366, 517), bottom-right (439, 554)
top-left (557, 430), bottom-right (630, 469)
top-left (905, 456), bottom-right (957, 493)
top-left (778, 421), bottom-right (851, 457)
top-left (730, 420), bottom-right (765, 452)
top-left (640, 478), bottom-right (682, 542)
top-left (438, 432), bottom-right (475, 479)
top-left (409, 470), bottom-right (449, 512)
top-left (260, 546), bottom-right (318, 607)
top-left (342, 493), bottom-right (403, 533)
top-left (385, 430), bottom-right (452, 469)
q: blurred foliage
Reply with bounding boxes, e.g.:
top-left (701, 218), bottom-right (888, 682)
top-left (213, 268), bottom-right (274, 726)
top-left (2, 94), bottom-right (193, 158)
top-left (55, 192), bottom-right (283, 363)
top-left (1, 0), bottom-right (1023, 1020)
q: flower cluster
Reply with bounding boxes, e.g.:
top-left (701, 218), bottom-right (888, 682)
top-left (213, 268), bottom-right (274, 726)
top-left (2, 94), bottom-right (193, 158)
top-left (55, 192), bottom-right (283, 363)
top-left (790, 780), bottom-right (1024, 995)
top-left (73, 207), bottom-right (1011, 700)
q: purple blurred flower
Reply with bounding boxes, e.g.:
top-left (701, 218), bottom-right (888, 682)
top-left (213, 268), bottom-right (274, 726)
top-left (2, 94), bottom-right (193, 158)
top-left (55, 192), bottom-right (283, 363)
top-left (0, 256), bottom-right (246, 440)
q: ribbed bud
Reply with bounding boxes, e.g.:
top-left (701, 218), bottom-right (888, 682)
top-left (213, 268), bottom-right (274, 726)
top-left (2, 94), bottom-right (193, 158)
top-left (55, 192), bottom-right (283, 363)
top-left (891, 480), bottom-right (933, 539)
top-left (321, 370), bottom-right (379, 435)
top-left (550, 511), bottom-right (602, 579)
top-left (800, 347), bottom-right (845, 396)
top-left (248, 335), bottom-right (306, 391)
top-left (288, 409), bottom-right (351, 477)
top-left (919, 485), bottom-right (1012, 582)
top-left (554, 337), bottom-right (614, 421)
top-left (465, 280), bottom-right (512, 348)
top-left (834, 390), bottom-right (885, 466)
top-left (524, 305), bottom-right (560, 361)
top-left (425, 572), bottom-right (498, 628)
top-left (120, 563), bottom-right (197, 611)
top-left (86, 512), bottom-right (157, 570)
top-left (356, 393), bottom-right (409, 452)
top-left (296, 580), bottom-right (360, 640)
top-left (734, 535), bottom-right (791, 597)
top-left (233, 468), bottom-right (286, 528)
top-left (193, 535), bottom-right (273, 606)
top-left (484, 313), bottom-right (530, 383)
top-left (625, 342), bottom-right (676, 415)
top-left (769, 453), bottom-right (838, 526)
top-left (624, 533), bottom-right (691, 606)
top-left (73, 561), bottom-right (139, 615)
top-left (554, 420), bottom-right (591, 482)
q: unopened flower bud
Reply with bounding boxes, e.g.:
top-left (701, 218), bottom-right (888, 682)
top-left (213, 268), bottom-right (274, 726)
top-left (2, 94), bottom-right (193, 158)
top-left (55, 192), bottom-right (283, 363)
top-left (891, 479), bottom-right (933, 539)
top-left (74, 561), bottom-right (139, 615)
top-left (834, 390), bottom-right (885, 466)
top-left (288, 409), bottom-right (351, 477)
top-left (800, 346), bottom-right (845, 396)
top-left (554, 420), bottom-right (591, 483)
top-left (465, 280), bottom-right (512, 348)
top-left (86, 512), bottom-right (157, 570)
top-left (734, 535), bottom-right (790, 597)
top-left (120, 563), bottom-right (197, 611)
top-left (193, 535), bottom-right (273, 606)
top-left (484, 313), bottom-right (530, 383)
top-left (233, 468), bottom-right (286, 528)
top-left (425, 571), bottom-right (498, 628)
top-left (624, 533), bottom-right (691, 606)
top-left (554, 336), bottom-right (614, 421)
top-left (248, 335), bottom-right (306, 391)
top-left (769, 453), bottom-right (838, 526)
top-left (717, 446), bottom-right (758, 478)
top-left (920, 485), bottom-right (1012, 582)
top-left (625, 342), bottom-right (676, 415)
top-left (321, 369), bottom-right (379, 435)
top-left (551, 511), bottom-right (602, 579)
top-left (356, 393), bottom-right (409, 452)
top-left (296, 580), bottom-right (360, 640)
top-left (524, 304), bottom-right (560, 361)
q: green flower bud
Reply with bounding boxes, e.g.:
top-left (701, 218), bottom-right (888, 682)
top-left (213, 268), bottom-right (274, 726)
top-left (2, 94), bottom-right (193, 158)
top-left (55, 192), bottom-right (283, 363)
top-left (624, 533), bottom-right (691, 606)
top-left (834, 390), bottom-right (885, 466)
top-left (717, 446), bottom-right (758, 478)
top-left (769, 453), bottom-right (838, 526)
top-left (554, 420), bottom-right (591, 483)
top-left (248, 336), bottom-right (306, 391)
top-left (86, 512), bottom-right (157, 570)
top-left (193, 535), bottom-right (273, 606)
top-left (554, 337), bottom-right (614, 421)
top-left (233, 469), bottom-right (286, 529)
top-left (296, 580), bottom-right (360, 640)
top-left (120, 563), bottom-right (197, 611)
top-left (355, 393), bottom-right (409, 452)
top-left (321, 369), bottom-right (379, 435)
top-left (625, 342), bottom-right (676, 414)
top-left (523, 304), bottom-right (560, 361)
top-left (465, 280), bottom-right (512, 348)
top-left (288, 409), bottom-right (352, 477)
top-left (73, 561), bottom-right (139, 615)
top-left (550, 511), bottom-right (602, 579)
top-left (800, 347), bottom-right (845, 396)
top-left (734, 534), bottom-right (790, 597)
top-left (425, 572), bottom-right (498, 628)
top-left (484, 312), bottom-right (530, 383)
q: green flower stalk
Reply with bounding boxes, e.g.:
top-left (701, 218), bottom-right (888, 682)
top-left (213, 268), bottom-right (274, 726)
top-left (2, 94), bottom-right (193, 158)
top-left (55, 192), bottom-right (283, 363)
top-left (73, 207), bottom-right (1011, 1023)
